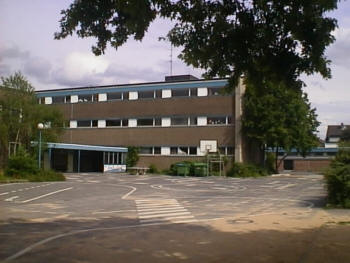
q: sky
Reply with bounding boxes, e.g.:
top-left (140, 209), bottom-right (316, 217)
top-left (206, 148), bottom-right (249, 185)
top-left (0, 0), bottom-right (349, 139)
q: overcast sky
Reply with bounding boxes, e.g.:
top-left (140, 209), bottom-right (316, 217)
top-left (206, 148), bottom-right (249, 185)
top-left (1, 0), bottom-right (349, 139)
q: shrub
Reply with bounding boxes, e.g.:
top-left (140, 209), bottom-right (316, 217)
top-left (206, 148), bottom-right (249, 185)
top-left (28, 169), bottom-right (65, 182)
top-left (265, 152), bottom-right (277, 173)
top-left (226, 163), bottom-right (269, 177)
top-left (324, 149), bottom-right (350, 208)
top-left (5, 148), bottom-right (38, 178)
top-left (126, 146), bottom-right (139, 167)
top-left (148, 164), bottom-right (159, 174)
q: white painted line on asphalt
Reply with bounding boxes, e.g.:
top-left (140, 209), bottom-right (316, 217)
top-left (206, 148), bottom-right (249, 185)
top-left (139, 211), bottom-right (191, 219)
top-left (92, 210), bottom-right (136, 214)
top-left (5, 196), bottom-right (19, 202)
top-left (136, 204), bottom-right (182, 209)
top-left (137, 206), bottom-right (184, 212)
top-left (138, 209), bottom-right (187, 215)
top-left (20, 187), bottom-right (73, 203)
top-left (0, 192), bottom-right (9, 196)
top-left (276, 183), bottom-right (296, 190)
top-left (140, 215), bottom-right (195, 223)
top-left (267, 181), bottom-right (280, 185)
top-left (121, 186), bottom-right (137, 200)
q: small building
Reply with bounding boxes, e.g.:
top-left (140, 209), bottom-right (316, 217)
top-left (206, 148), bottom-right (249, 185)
top-left (325, 123), bottom-right (350, 148)
top-left (43, 143), bottom-right (127, 173)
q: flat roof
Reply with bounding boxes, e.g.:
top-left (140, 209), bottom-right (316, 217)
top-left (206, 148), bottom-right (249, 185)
top-left (46, 143), bottom-right (128, 153)
top-left (35, 78), bottom-right (229, 97)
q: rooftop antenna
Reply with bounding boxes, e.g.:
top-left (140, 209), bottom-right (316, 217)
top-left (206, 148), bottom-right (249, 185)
top-left (170, 43), bottom-right (173, 76)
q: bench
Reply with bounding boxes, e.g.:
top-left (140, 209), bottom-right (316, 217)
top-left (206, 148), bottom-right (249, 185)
top-left (127, 167), bottom-right (150, 175)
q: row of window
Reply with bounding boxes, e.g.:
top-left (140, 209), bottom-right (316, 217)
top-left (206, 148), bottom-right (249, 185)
top-left (70, 116), bottom-right (232, 128)
top-left (38, 87), bottom-right (228, 105)
top-left (103, 152), bottom-right (126, 165)
top-left (138, 146), bottom-right (234, 156)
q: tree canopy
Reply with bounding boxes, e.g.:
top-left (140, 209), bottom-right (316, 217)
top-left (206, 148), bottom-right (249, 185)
top-left (242, 79), bottom-right (320, 167)
top-left (0, 72), bottom-right (64, 167)
top-left (55, 0), bottom-right (338, 88)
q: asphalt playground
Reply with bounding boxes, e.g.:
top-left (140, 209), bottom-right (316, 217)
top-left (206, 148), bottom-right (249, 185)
top-left (0, 173), bottom-right (349, 262)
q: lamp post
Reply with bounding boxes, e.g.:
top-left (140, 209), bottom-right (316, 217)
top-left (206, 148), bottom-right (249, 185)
top-left (37, 123), bottom-right (44, 169)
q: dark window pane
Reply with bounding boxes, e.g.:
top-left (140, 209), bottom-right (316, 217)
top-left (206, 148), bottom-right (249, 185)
top-left (170, 147), bottom-right (178, 155)
top-left (154, 147), bottom-right (161, 154)
top-left (172, 88), bottom-right (189, 97)
top-left (92, 120), bottom-right (98, 127)
top-left (155, 90), bottom-right (162, 98)
top-left (65, 96), bottom-right (71, 103)
top-left (52, 96), bottom-right (65, 104)
top-left (171, 117), bottom-right (188, 126)
top-left (227, 116), bottom-right (232, 124)
top-left (190, 88), bottom-right (197, 96)
top-left (93, 94), bottom-right (98, 101)
top-left (189, 147), bottom-right (197, 155)
top-left (107, 92), bottom-right (122, 100)
top-left (140, 147), bottom-right (153, 154)
top-left (137, 118), bottom-right (153, 126)
top-left (78, 94), bottom-right (92, 102)
top-left (219, 147), bottom-right (226, 155)
top-left (190, 117), bottom-right (197, 125)
top-left (77, 120), bottom-right (91, 127)
top-left (122, 119), bottom-right (128, 127)
top-left (154, 118), bottom-right (161, 126)
top-left (227, 147), bottom-right (234, 155)
top-left (123, 92), bottom-right (129, 100)
top-left (208, 87), bottom-right (224, 96)
top-left (207, 116), bottom-right (226, 125)
top-left (106, 119), bottom-right (121, 127)
top-left (138, 90), bottom-right (154, 99)
top-left (178, 147), bottom-right (188, 155)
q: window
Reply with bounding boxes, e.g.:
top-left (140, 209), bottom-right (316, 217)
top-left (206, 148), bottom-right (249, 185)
top-left (227, 116), bottom-right (232, 124)
top-left (65, 96), bottom-right (71, 103)
top-left (190, 88), bottom-right (197, 96)
top-left (138, 90), bottom-right (154, 99)
top-left (154, 118), bottom-right (161, 126)
top-left (155, 90), bottom-right (162, 98)
top-left (154, 147), bottom-right (161, 154)
top-left (107, 92), bottom-right (122, 101)
top-left (52, 96), bottom-right (65, 104)
top-left (170, 147), bottom-right (178, 155)
top-left (172, 88), bottom-right (189, 97)
top-left (92, 94), bottom-right (98, 101)
top-left (92, 120), bottom-right (98, 127)
top-left (137, 118), bottom-right (153, 126)
top-left (171, 117), bottom-right (188, 126)
top-left (106, 119), bottom-right (121, 127)
top-left (218, 147), bottom-right (226, 155)
top-left (208, 87), bottom-right (223, 96)
top-left (189, 116), bottom-right (197, 125)
top-left (104, 152), bottom-right (122, 165)
top-left (189, 147), bottom-right (197, 155)
top-left (38, 97), bottom-right (45, 104)
top-left (123, 92), bottom-right (129, 100)
top-left (227, 147), bottom-right (234, 155)
top-left (78, 94), bottom-right (92, 102)
top-left (178, 147), bottom-right (188, 155)
top-left (77, 120), bottom-right (91, 127)
top-left (207, 116), bottom-right (226, 125)
top-left (139, 147), bottom-right (153, 154)
top-left (122, 119), bottom-right (128, 127)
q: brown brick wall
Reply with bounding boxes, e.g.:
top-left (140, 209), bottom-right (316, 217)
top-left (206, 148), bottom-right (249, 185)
top-left (54, 95), bottom-right (234, 120)
top-left (60, 126), bottom-right (234, 147)
top-left (278, 159), bottom-right (332, 172)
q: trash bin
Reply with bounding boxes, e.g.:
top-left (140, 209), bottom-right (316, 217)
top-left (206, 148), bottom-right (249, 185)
top-left (193, 163), bottom-right (208, 177)
top-left (175, 163), bottom-right (190, 176)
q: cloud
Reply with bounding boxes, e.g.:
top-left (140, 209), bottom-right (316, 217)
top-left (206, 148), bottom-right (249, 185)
top-left (0, 45), bottom-right (30, 61)
top-left (23, 56), bottom-right (52, 81)
top-left (326, 28), bottom-right (350, 68)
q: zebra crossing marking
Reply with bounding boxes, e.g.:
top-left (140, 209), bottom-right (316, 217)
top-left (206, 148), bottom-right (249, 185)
top-left (135, 199), bottom-right (197, 225)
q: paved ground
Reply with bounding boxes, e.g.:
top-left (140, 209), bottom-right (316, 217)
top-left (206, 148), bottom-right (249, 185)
top-left (0, 173), bottom-right (350, 262)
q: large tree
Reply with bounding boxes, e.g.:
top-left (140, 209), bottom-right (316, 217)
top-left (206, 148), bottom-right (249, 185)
top-left (242, 79), bottom-right (320, 169)
top-left (55, 0), bottom-right (338, 88)
top-left (0, 72), bottom-right (64, 168)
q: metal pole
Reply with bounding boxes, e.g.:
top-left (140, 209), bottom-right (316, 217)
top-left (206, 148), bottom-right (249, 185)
top-left (78, 150), bottom-right (81, 173)
top-left (38, 130), bottom-right (42, 169)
